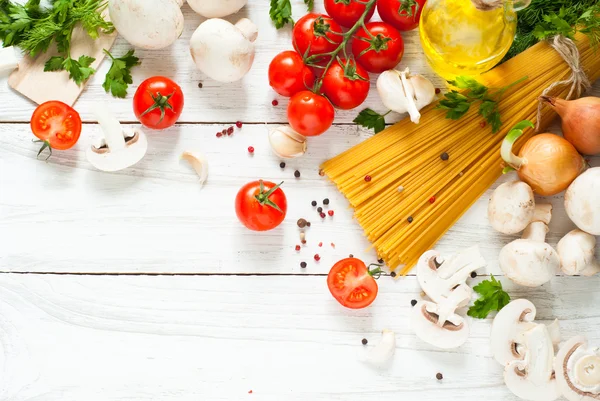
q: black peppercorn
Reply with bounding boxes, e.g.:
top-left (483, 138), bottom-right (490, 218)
top-left (408, 216), bottom-right (414, 223)
top-left (349, 254), bottom-right (354, 258)
top-left (390, 271), bottom-right (397, 278)
top-left (470, 271), bottom-right (477, 278)
top-left (294, 170), bottom-right (300, 178)
top-left (311, 201), bottom-right (317, 207)
top-left (436, 373), bottom-right (443, 380)
top-left (317, 207), bottom-right (323, 213)
top-left (411, 299), bottom-right (417, 307)
top-left (197, 82), bottom-right (203, 88)
top-left (300, 262), bottom-right (307, 268)
top-left (378, 258), bottom-right (384, 264)
top-left (440, 152), bottom-right (449, 161)
top-left (306, 222), bottom-right (311, 227)
top-left (280, 162), bottom-right (286, 168)
top-left (361, 338), bottom-right (368, 345)
top-left (323, 198), bottom-right (330, 205)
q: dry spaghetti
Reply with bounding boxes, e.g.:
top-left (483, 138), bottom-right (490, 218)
top-left (321, 33), bottom-right (600, 275)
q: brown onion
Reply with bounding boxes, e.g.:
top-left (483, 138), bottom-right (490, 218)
top-left (541, 96), bottom-right (600, 155)
top-left (501, 121), bottom-right (585, 196)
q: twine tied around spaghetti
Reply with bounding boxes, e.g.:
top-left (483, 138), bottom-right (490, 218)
top-left (535, 35), bottom-right (592, 131)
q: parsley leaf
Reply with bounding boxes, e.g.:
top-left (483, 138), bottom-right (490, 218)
top-left (354, 108), bottom-right (387, 134)
top-left (269, 0), bottom-right (314, 29)
top-left (102, 49), bottom-right (141, 98)
top-left (467, 275), bottom-right (511, 319)
top-left (44, 54), bottom-right (96, 85)
top-left (304, 0), bottom-right (314, 12)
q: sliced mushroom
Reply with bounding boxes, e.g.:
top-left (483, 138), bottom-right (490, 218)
top-left (499, 221), bottom-right (559, 287)
top-left (87, 104), bottom-right (148, 172)
top-left (555, 336), bottom-right (600, 401)
top-left (557, 230), bottom-right (600, 277)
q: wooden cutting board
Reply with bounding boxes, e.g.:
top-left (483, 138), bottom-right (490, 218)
top-left (8, 23), bottom-right (117, 106)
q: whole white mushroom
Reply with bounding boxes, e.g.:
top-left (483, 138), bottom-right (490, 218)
top-left (557, 230), bottom-right (600, 276)
top-left (565, 167), bottom-right (600, 235)
top-left (108, 0), bottom-right (184, 50)
top-left (190, 18), bottom-right (258, 83)
top-left (187, 0), bottom-right (247, 18)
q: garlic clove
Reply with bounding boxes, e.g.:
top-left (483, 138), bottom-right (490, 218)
top-left (377, 68), bottom-right (436, 124)
top-left (268, 126), bottom-right (307, 159)
top-left (181, 151), bottom-right (209, 187)
top-left (361, 329), bottom-right (396, 368)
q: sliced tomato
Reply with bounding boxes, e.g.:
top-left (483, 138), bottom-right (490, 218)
top-left (327, 258), bottom-right (379, 309)
top-left (30, 101), bottom-right (82, 158)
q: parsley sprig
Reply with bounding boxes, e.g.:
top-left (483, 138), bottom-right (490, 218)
top-left (532, 5), bottom-right (600, 48)
top-left (102, 49), bottom-right (141, 98)
top-left (353, 108), bottom-right (390, 134)
top-left (0, 0), bottom-right (114, 85)
top-left (269, 0), bottom-right (314, 29)
top-left (467, 275), bottom-right (511, 319)
top-left (436, 75), bottom-right (528, 133)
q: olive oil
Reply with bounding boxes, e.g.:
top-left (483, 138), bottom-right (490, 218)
top-left (419, 0), bottom-right (518, 79)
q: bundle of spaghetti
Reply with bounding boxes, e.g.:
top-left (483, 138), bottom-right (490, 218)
top-left (322, 32), bottom-right (600, 274)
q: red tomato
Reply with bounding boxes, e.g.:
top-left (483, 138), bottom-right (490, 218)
top-left (287, 91), bottom-right (335, 137)
top-left (293, 13), bottom-right (343, 65)
top-left (235, 180), bottom-right (287, 231)
top-left (324, 0), bottom-right (375, 28)
top-left (351, 22), bottom-right (405, 73)
top-left (133, 76), bottom-right (184, 130)
top-left (269, 50), bottom-right (316, 97)
top-left (377, 0), bottom-right (427, 31)
top-left (30, 101), bottom-right (82, 158)
top-left (321, 59), bottom-right (370, 110)
top-left (327, 258), bottom-right (379, 309)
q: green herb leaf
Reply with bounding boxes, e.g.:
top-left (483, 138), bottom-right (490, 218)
top-left (467, 275), bottom-right (511, 319)
top-left (102, 49), bottom-right (141, 98)
top-left (269, 0), bottom-right (293, 29)
top-left (43, 55), bottom-right (65, 71)
top-left (354, 108), bottom-right (387, 134)
top-left (304, 0), bottom-right (314, 12)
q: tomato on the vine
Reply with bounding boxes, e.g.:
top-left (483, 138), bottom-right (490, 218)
top-left (133, 76), bottom-right (184, 130)
top-left (235, 180), bottom-right (287, 231)
top-left (324, 0), bottom-right (375, 28)
top-left (287, 91), bottom-right (335, 137)
top-left (351, 22), bottom-right (405, 73)
top-left (30, 101), bottom-right (82, 158)
top-left (321, 59), bottom-right (370, 110)
top-left (327, 258), bottom-right (380, 309)
top-left (269, 50), bottom-right (316, 97)
top-left (377, 0), bottom-right (427, 32)
top-left (293, 13), bottom-right (343, 64)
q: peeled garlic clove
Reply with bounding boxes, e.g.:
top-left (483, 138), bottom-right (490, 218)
top-left (377, 68), bottom-right (436, 124)
top-left (268, 126), bottom-right (307, 159)
top-left (181, 151), bottom-right (208, 187)
top-left (361, 329), bottom-right (396, 368)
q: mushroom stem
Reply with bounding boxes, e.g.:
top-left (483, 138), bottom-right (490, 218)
top-left (501, 120), bottom-right (536, 170)
top-left (234, 18), bottom-right (258, 42)
top-left (94, 104), bottom-right (126, 151)
top-left (532, 204), bottom-right (553, 225)
top-left (522, 221), bottom-right (549, 242)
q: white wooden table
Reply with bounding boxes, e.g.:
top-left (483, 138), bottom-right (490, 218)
top-left (1, 2), bottom-right (599, 400)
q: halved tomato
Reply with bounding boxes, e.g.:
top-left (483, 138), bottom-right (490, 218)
top-left (30, 101), bottom-right (82, 158)
top-left (327, 258), bottom-right (379, 309)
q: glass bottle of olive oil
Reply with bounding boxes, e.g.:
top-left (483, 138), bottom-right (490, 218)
top-left (419, 0), bottom-right (530, 80)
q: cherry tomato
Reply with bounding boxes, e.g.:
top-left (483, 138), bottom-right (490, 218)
top-left (327, 258), bottom-right (379, 309)
top-left (351, 22), bottom-right (405, 73)
top-left (269, 50), bottom-right (316, 97)
top-left (287, 91), bottom-right (335, 137)
top-left (324, 0), bottom-right (375, 28)
top-left (321, 59), bottom-right (370, 110)
top-left (293, 13), bottom-right (344, 65)
top-left (30, 101), bottom-right (82, 158)
top-left (133, 76), bottom-right (184, 130)
top-left (377, 0), bottom-right (427, 32)
top-left (235, 180), bottom-right (287, 231)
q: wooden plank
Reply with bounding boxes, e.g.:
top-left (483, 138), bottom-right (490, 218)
top-left (1, 274), bottom-right (599, 401)
top-left (1, 123), bottom-right (597, 274)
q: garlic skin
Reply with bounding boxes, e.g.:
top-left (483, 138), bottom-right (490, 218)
top-left (181, 151), bottom-right (209, 187)
top-left (268, 126), bottom-right (307, 159)
top-left (377, 68), bottom-right (436, 124)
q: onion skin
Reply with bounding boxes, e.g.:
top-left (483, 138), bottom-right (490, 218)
top-left (541, 96), bottom-right (600, 155)
top-left (517, 133), bottom-right (585, 196)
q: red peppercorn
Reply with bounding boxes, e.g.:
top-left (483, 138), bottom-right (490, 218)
top-left (435, 88), bottom-right (441, 94)
top-left (248, 146), bottom-right (254, 154)
top-left (295, 245), bottom-right (301, 251)
top-left (320, 212), bottom-right (326, 218)
top-left (429, 196), bottom-right (436, 204)
top-left (480, 121), bottom-right (487, 128)
top-left (331, 243), bottom-right (335, 248)
top-left (328, 210), bottom-right (334, 217)
top-left (364, 175), bottom-right (372, 182)
top-left (301, 239), bottom-right (307, 244)
top-left (236, 121), bottom-right (243, 129)
top-left (314, 254), bottom-right (321, 261)
top-left (318, 242), bottom-right (323, 247)
top-left (227, 126), bottom-right (234, 135)
top-left (216, 132), bottom-right (222, 138)
top-left (272, 99), bottom-right (279, 106)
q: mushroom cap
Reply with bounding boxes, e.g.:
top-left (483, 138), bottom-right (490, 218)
top-left (499, 239), bottom-right (558, 287)
top-left (86, 128), bottom-right (148, 172)
top-left (555, 336), bottom-right (600, 401)
top-left (557, 230), bottom-right (600, 276)
top-left (190, 18), bottom-right (257, 83)
top-left (108, 0), bottom-right (184, 50)
top-left (488, 180), bottom-right (535, 235)
top-left (565, 168), bottom-right (600, 235)
top-left (491, 299), bottom-right (538, 365)
top-left (410, 300), bottom-right (470, 349)
top-left (187, 0), bottom-right (247, 18)
top-left (503, 324), bottom-right (561, 401)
